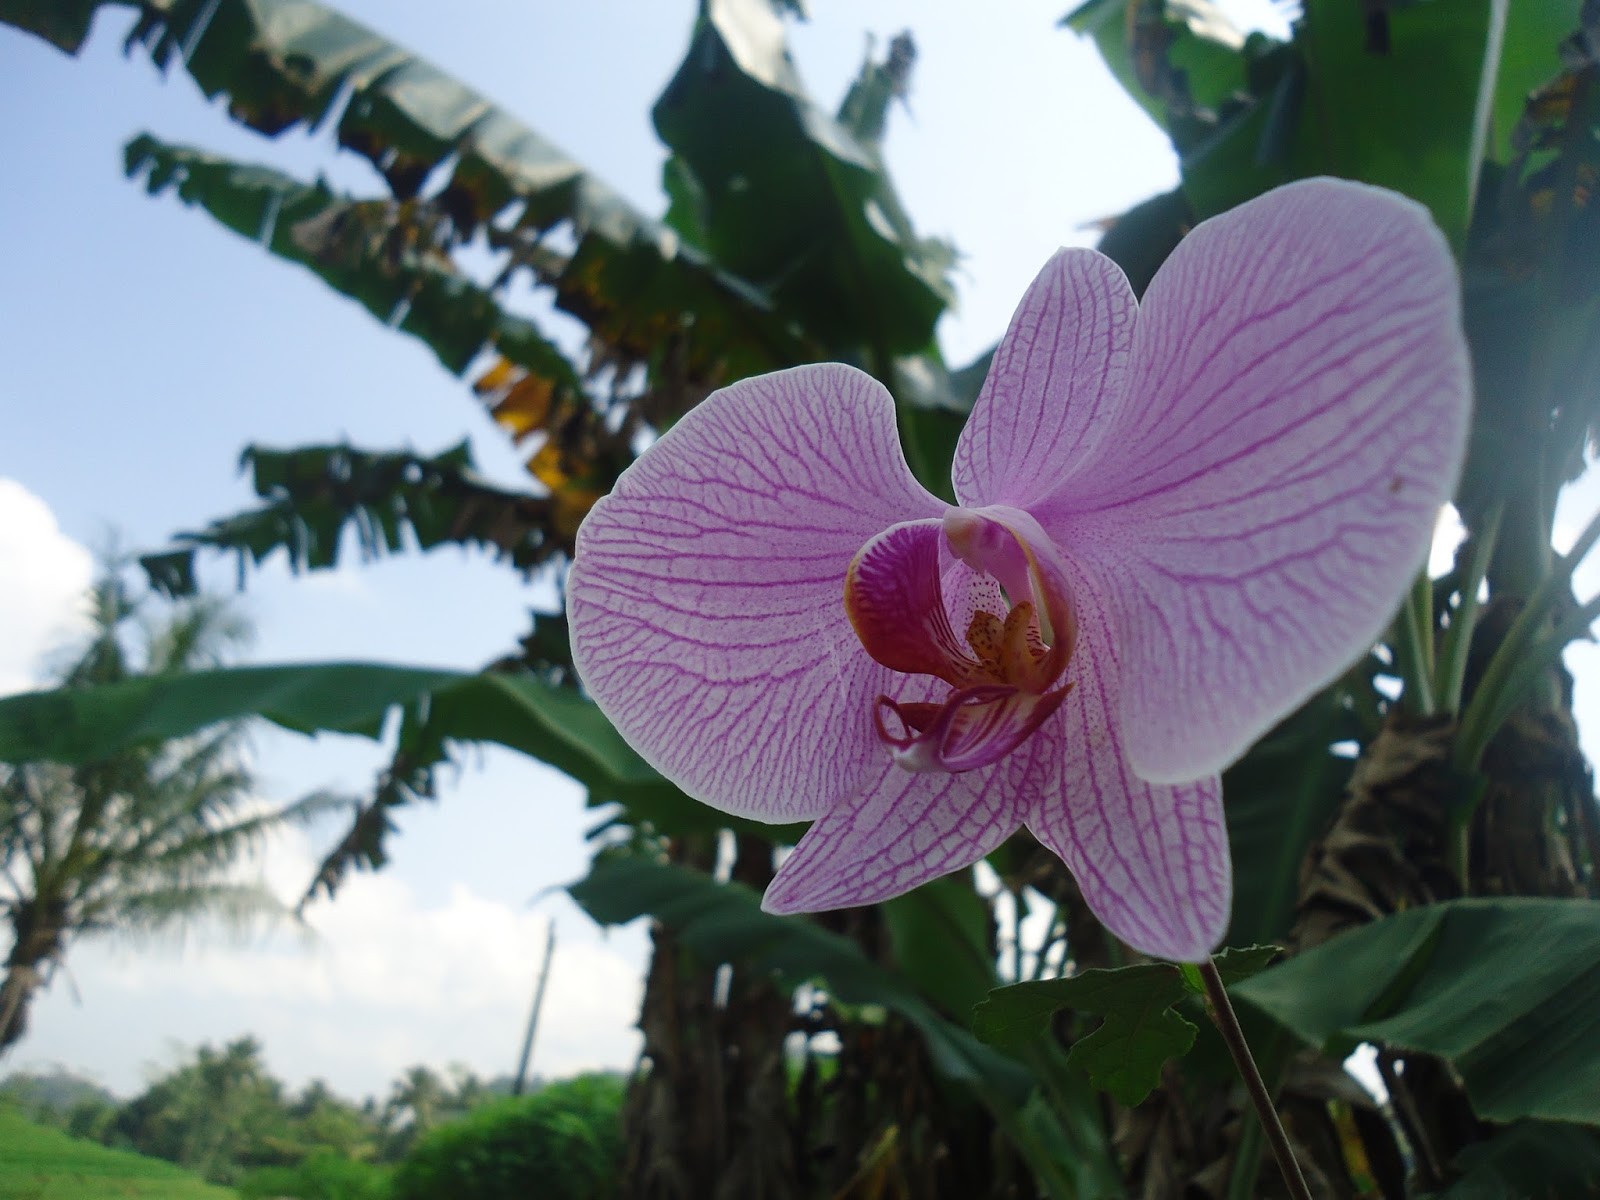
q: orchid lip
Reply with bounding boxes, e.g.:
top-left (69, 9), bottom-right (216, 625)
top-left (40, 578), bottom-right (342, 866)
top-left (846, 509), bottom-right (1079, 773)
top-left (875, 683), bottom-right (1074, 773)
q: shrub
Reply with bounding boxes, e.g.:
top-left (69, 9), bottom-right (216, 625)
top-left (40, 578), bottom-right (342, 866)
top-left (237, 1149), bottom-right (391, 1200)
top-left (389, 1074), bottom-right (624, 1200)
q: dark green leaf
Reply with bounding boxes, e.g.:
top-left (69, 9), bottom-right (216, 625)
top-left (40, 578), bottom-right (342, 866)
top-left (1293, 0), bottom-right (1505, 245)
top-left (653, 0), bottom-right (951, 357)
top-left (1236, 898), bottom-right (1600, 1123)
top-left (1095, 188), bottom-right (1192, 297)
top-left (973, 965), bottom-right (1196, 1105)
top-left (882, 876), bottom-right (996, 1021)
top-left (1210, 943), bottom-right (1280, 988)
top-left (123, 135), bottom-right (589, 380)
top-left (1222, 682), bottom-right (1364, 948)
top-left (0, 663), bottom-right (458, 762)
top-left (569, 856), bottom-right (1031, 1099)
top-left (1061, 0), bottom-right (1168, 128)
top-left (138, 442), bottom-right (567, 597)
top-left (0, 662), bottom-right (664, 798)
top-left (0, 0), bottom-right (101, 52)
top-left (1427, 1120), bottom-right (1600, 1199)
top-left (84, 0), bottom-right (808, 385)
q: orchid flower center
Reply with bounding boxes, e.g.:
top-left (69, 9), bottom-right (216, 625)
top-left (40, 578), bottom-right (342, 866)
top-left (844, 508), bottom-right (1077, 774)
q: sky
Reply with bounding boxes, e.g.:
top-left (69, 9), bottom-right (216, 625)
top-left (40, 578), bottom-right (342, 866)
top-left (2, 0), bottom-right (1595, 1106)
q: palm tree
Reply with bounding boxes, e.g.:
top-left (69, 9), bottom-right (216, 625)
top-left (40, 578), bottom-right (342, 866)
top-left (0, 571), bottom-right (340, 1052)
top-left (383, 1064), bottom-right (449, 1147)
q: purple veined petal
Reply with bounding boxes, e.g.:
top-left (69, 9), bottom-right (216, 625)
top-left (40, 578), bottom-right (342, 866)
top-left (952, 248), bottom-right (1137, 510)
top-left (761, 750), bottom-right (1026, 914)
top-left (1022, 558), bottom-right (1232, 962)
top-left (569, 363), bottom-right (944, 821)
top-left (1038, 178), bottom-right (1471, 783)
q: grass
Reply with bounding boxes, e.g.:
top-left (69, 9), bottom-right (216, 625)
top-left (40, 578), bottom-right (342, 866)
top-left (0, 1108), bottom-right (238, 1200)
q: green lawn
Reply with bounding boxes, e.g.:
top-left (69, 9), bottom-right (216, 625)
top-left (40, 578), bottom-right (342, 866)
top-left (0, 1108), bottom-right (238, 1200)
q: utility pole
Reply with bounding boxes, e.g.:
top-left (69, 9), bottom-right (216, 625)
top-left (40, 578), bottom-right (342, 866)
top-left (511, 921), bottom-right (556, 1096)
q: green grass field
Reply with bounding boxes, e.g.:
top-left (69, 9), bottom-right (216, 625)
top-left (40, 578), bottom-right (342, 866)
top-left (0, 1108), bottom-right (238, 1200)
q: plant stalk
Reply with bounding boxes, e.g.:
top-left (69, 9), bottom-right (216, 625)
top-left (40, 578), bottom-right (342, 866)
top-left (1396, 571), bottom-right (1437, 715)
top-left (1453, 502), bottom-right (1600, 771)
top-left (1436, 501), bottom-right (1502, 714)
top-left (1198, 958), bottom-right (1312, 1200)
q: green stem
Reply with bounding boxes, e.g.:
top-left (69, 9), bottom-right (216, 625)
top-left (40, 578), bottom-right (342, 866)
top-left (1437, 503), bottom-right (1502, 715)
top-left (1446, 774), bottom-right (1488, 893)
top-left (984, 1085), bottom-right (1080, 1200)
top-left (1198, 959), bottom-right (1312, 1200)
top-left (1396, 571), bottom-right (1437, 716)
top-left (1454, 503), bottom-right (1600, 772)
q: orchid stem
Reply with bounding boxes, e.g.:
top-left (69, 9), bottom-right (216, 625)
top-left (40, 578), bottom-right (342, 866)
top-left (1198, 958), bottom-right (1312, 1200)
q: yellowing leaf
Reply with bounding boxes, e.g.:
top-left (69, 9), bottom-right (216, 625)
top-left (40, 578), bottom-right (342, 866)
top-left (472, 357), bottom-right (518, 396)
top-left (491, 375), bottom-right (555, 439)
top-left (528, 440), bottom-right (571, 491)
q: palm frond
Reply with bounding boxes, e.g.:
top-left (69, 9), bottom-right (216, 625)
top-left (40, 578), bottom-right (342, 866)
top-left (81, 880), bottom-right (295, 945)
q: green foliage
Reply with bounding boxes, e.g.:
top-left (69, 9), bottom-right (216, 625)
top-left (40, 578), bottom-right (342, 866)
top-left (881, 876), bottom-right (997, 1021)
top-left (975, 965), bottom-right (1194, 1106)
top-left (0, 655), bottom-right (691, 899)
top-left (1292, 0), bottom-right (1505, 246)
top-left (0, 577), bottom-right (332, 1052)
top-left (1427, 1120), bottom-right (1600, 1199)
top-left (655, 0), bottom-right (951, 357)
top-left (388, 1075), bottom-right (623, 1200)
top-left (1222, 678), bottom-right (1369, 948)
top-left (0, 1106), bottom-right (240, 1200)
top-left (570, 854), bottom-right (1030, 1098)
top-left (110, 1038), bottom-right (290, 1184)
top-left (1069, 0), bottom-right (1583, 247)
top-left (139, 442), bottom-right (570, 598)
top-left (237, 1151), bottom-right (391, 1200)
top-left (118, 0), bottom-right (796, 383)
top-left (123, 135), bottom-right (585, 382)
top-left (10, 0), bottom-right (1600, 1194)
top-left (972, 946), bottom-right (1277, 1106)
top-left (0, 618), bottom-right (799, 897)
top-left (1237, 899), bottom-right (1600, 1123)
top-left (0, 661), bottom-right (655, 802)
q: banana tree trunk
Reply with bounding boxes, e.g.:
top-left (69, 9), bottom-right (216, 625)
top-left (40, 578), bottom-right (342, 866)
top-left (619, 833), bottom-right (798, 1200)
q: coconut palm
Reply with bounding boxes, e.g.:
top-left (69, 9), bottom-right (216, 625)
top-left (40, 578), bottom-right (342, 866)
top-left (0, 571), bottom-right (340, 1052)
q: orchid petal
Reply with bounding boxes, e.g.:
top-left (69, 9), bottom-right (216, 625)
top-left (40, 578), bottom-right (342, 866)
top-left (1040, 178), bottom-right (1471, 782)
top-left (569, 363), bottom-right (943, 820)
top-left (762, 754), bottom-right (1024, 914)
top-left (1023, 560), bottom-right (1231, 962)
top-left (952, 248), bottom-right (1136, 510)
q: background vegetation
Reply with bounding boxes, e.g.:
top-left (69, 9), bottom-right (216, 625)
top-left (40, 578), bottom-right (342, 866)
top-left (2, 0), bottom-right (1598, 1196)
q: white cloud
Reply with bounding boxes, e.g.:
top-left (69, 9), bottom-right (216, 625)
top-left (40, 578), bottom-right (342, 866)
top-left (20, 822), bottom-right (645, 1099)
top-left (0, 479), bottom-right (94, 696)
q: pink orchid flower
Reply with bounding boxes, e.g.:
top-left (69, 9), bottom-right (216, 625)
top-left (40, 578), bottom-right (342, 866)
top-left (568, 178), bottom-right (1470, 961)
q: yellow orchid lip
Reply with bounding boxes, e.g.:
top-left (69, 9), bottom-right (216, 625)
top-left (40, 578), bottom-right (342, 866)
top-left (845, 509), bottom-right (1078, 773)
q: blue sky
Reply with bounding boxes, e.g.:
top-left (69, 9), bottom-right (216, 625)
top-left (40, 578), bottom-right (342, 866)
top-left (14, 0), bottom-right (1592, 1106)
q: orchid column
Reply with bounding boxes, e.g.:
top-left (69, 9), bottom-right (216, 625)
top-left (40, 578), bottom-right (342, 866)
top-left (569, 178), bottom-right (1470, 964)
